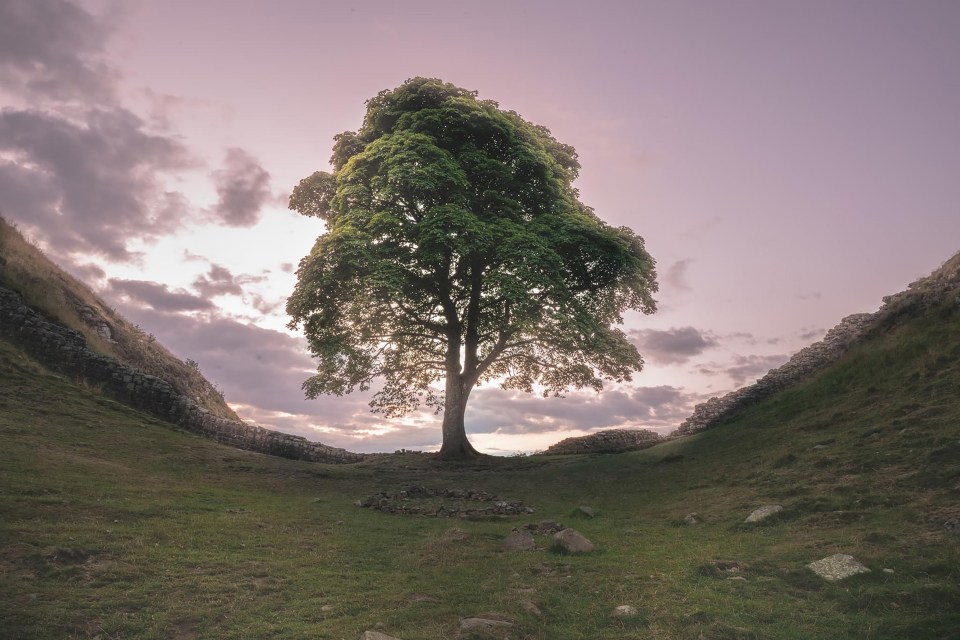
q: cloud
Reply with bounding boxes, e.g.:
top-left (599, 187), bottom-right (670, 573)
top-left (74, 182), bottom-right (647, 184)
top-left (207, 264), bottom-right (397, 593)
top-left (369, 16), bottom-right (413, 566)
top-left (0, 0), bottom-right (118, 104)
top-left (798, 327), bottom-right (825, 341)
top-left (726, 353), bottom-right (789, 386)
top-left (108, 278), bottom-right (214, 312)
top-left (465, 384), bottom-right (698, 435)
top-left (662, 259), bottom-right (692, 294)
top-left (208, 148), bottom-right (273, 227)
top-left (0, 107), bottom-right (196, 260)
top-left (629, 326), bottom-right (718, 365)
top-left (192, 264), bottom-right (245, 298)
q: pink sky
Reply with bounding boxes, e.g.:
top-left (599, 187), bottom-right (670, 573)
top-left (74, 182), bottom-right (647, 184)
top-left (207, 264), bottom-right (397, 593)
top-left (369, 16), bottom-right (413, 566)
top-left (2, 0), bottom-right (958, 453)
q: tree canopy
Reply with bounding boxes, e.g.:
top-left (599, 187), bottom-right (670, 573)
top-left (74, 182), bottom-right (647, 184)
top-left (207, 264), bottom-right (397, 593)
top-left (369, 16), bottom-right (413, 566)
top-left (287, 78), bottom-right (657, 458)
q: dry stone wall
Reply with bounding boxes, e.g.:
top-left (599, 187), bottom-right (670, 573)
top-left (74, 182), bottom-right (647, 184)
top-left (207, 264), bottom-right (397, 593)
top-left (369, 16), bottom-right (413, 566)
top-left (543, 428), bottom-right (663, 455)
top-left (0, 286), bottom-right (364, 464)
top-left (677, 251), bottom-right (960, 436)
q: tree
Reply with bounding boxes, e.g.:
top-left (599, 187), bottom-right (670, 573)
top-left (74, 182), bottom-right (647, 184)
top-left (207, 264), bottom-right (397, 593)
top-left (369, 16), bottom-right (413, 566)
top-left (287, 78), bottom-right (658, 459)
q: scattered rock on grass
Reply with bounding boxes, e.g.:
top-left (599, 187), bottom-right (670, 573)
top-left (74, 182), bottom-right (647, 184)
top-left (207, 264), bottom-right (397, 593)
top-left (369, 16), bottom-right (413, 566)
top-left (520, 600), bottom-right (542, 616)
top-left (359, 632), bottom-right (402, 640)
top-left (944, 518), bottom-right (959, 534)
top-left (502, 529), bottom-right (535, 551)
top-left (611, 604), bottom-right (639, 617)
top-left (683, 513), bottom-right (700, 525)
top-left (807, 553), bottom-right (870, 581)
top-left (745, 505), bottom-right (783, 523)
top-left (458, 615), bottom-right (514, 639)
top-left (553, 528), bottom-right (594, 553)
top-left (525, 520), bottom-right (564, 535)
top-left (577, 505), bottom-right (595, 518)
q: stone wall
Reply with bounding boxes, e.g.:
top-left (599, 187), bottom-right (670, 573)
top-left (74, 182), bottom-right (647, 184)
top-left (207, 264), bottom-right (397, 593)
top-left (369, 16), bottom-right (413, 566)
top-left (0, 286), bottom-right (364, 464)
top-left (676, 250), bottom-right (960, 436)
top-left (543, 428), bottom-right (663, 455)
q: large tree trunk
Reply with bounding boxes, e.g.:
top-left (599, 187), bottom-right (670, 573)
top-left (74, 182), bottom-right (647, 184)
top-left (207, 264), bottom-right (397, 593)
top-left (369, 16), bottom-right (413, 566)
top-left (438, 374), bottom-right (481, 459)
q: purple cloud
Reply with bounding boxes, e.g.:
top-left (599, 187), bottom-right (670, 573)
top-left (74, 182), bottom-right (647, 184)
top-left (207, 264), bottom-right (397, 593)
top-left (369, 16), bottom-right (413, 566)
top-left (107, 279), bottom-right (214, 312)
top-left (629, 326), bottom-right (718, 365)
top-left (0, 0), bottom-right (118, 104)
top-left (0, 107), bottom-right (196, 260)
top-left (208, 147), bottom-right (273, 227)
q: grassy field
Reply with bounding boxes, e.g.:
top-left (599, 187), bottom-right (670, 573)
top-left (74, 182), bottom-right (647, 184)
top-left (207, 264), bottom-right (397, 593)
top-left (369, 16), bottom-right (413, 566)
top-left (2, 299), bottom-right (959, 639)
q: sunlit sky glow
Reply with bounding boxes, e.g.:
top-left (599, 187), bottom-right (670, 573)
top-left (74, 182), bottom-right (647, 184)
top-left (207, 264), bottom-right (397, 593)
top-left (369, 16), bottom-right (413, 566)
top-left (2, 0), bottom-right (958, 453)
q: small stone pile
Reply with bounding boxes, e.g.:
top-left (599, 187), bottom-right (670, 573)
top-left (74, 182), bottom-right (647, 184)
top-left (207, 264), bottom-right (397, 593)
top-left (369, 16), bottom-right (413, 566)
top-left (358, 486), bottom-right (535, 517)
top-left (543, 428), bottom-right (663, 455)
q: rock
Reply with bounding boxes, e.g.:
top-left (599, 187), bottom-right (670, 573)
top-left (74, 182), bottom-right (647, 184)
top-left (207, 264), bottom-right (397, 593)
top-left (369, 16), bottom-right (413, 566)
top-left (577, 506), bottom-right (595, 518)
top-left (320, 604), bottom-right (335, 612)
top-left (683, 513), bottom-right (700, 525)
top-left (745, 505), bottom-right (783, 523)
top-left (502, 529), bottom-right (535, 551)
top-left (812, 444), bottom-right (829, 450)
top-left (807, 553), bottom-right (870, 581)
top-left (944, 518), bottom-right (959, 534)
top-left (611, 604), bottom-right (639, 617)
top-left (883, 568), bottom-right (895, 574)
top-left (553, 528), bottom-right (595, 553)
top-left (358, 632), bottom-right (402, 640)
top-left (520, 600), bottom-right (542, 616)
top-left (410, 592), bottom-right (438, 602)
top-left (527, 520), bottom-right (564, 535)
top-left (458, 615), bottom-right (513, 638)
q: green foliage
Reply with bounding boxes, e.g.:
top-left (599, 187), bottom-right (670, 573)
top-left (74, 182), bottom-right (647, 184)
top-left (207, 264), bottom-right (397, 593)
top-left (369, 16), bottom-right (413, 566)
top-left (287, 78), bottom-right (657, 453)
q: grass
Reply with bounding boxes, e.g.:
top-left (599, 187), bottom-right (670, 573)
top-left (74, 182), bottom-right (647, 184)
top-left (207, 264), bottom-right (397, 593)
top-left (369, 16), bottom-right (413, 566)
top-left (2, 300), bottom-right (960, 638)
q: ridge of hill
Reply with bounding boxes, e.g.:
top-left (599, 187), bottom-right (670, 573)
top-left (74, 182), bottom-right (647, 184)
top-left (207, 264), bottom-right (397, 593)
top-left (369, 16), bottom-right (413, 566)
top-left (0, 216), bottom-right (362, 464)
top-left (0, 216), bottom-right (236, 419)
top-left (677, 251), bottom-right (960, 435)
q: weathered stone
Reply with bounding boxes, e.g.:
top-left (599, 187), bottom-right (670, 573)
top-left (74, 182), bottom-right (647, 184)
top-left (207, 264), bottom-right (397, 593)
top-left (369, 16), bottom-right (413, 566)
top-left (459, 616), bottom-right (513, 633)
top-left (807, 553), bottom-right (870, 581)
top-left (745, 505), bottom-right (783, 523)
top-left (544, 428), bottom-right (663, 455)
top-left (502, 529), bottom-right (535, 551)
top-left (520, 600), bottom-right (542, 616)
top-left (553, 528), bottom-right (594, 553)
top-left (683, 513), bottom-right (700, 525)
top-left (611, 604), bottom-right (639, 617)
top-left (526, 520), bottom-right (564, 535)
top-left (944, 518), bottom-right (960, 534)
top-left (577, 506), bottom-right (595, 518)
top-left (358, 632), bottom-right (402, 640)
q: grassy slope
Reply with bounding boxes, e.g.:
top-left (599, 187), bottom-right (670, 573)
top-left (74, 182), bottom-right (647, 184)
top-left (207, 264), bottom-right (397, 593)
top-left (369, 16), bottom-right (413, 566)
top-left (0, 217), bottom-right (237, 419)
top-left (2, 302), bottom-right (959, 639)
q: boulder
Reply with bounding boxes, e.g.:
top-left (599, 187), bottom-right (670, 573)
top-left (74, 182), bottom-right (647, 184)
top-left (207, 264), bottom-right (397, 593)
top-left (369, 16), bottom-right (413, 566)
top-left (745, 505), bottom-right (783, 523)
top-left (553, 528), bottom-right (594, 553)
top-left (501, 529), bottom-right (535, 551)
top-left (611, 604), bottom-right (639, 617)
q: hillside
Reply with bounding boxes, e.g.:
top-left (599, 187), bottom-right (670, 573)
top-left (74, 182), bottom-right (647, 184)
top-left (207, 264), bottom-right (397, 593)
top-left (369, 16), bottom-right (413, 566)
top-left (0, 216), bottom-right (237, 419)
top-left (2, 255), bottom-right (958, 637)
